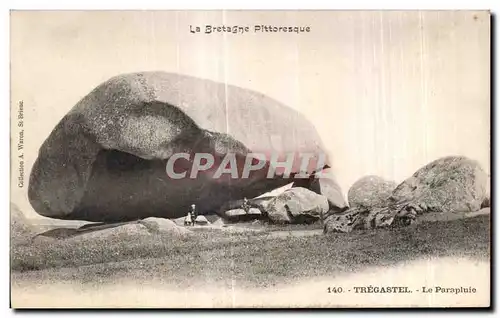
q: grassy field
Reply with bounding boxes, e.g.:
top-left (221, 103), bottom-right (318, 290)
top-left (11, 214), bottom-right (490, 290)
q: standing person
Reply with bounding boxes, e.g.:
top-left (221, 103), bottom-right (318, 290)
top-left (242, 197), bottom-right (250, 214)
top-left (190, 204), bottom-right (197, 226)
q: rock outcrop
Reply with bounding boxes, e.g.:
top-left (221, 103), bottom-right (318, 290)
top-left (324, 156), bottom-right (489, 233)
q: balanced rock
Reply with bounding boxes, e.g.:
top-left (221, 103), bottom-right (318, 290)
top-left (266, 187), bottom-right (329, 224)
top-left (348, 175), bottom-right (397, 209)
top-left (389, 156), bottom-right (489, 214)
top-left (28, 72), bottom-right (338, 222)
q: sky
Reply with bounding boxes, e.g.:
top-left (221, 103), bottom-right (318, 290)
top-left (10, 10), bottom-right (490, 219)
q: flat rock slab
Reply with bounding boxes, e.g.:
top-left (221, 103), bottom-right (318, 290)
top-left (138, 217), bottom-right (191, 235)
top-left (33, 217), bottom-right (191, 241)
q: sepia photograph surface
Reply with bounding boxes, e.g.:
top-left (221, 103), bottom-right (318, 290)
top-left (10, 10), bottom-right (491, 308)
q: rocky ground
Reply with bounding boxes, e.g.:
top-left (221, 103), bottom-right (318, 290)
top-left (11, 208), bottom-right (490, 308)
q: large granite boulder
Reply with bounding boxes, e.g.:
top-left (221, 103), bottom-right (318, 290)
top-left (28, 72), bottom-right (341, 222)
top-left (348, 175), bottom-right (397, 209)
top-left (389, 156), bottom-right (489, 214)
top-left (266, 187), bottom-right (329, 224)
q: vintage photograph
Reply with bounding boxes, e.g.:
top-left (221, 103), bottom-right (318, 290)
top-left (10, 10), bottom-right (490, 308)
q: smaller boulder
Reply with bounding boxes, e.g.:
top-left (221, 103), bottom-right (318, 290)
top-left (390, 156), bottom-right (489, 213)
top-left (219, 199), bottom-right (247, 214)
top-left (194, 215), bottom-right (210, 225)
top-left (225, 208), bottom-right (248, 218)
top-left (266, 187), bottom-right (329, 224)
top-left (224, 207), bottom-right (262, 216)
top-left (222, 207), bottom-right (263, 223)
top-left (348, 175), bottom-right (397, 209)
